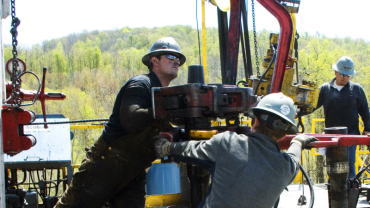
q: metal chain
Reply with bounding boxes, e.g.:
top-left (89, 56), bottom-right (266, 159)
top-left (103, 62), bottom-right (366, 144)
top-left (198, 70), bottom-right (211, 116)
top-left (9, 0), bottom-right (22, 107)
top-left (251, 0), bottom-right (260, 77)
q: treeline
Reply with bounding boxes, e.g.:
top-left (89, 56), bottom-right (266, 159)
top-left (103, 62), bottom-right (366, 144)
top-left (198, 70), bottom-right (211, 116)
top-left (4, 25), bottom-right (370, 163)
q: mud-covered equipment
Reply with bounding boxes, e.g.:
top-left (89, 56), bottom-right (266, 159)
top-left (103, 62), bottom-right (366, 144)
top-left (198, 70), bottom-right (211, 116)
top-left (251, 92), bottom-right (298, 133)
top-left (142, 37), bottom-right (186, 67)
top-left (332, 56), bottom-right (356, 76)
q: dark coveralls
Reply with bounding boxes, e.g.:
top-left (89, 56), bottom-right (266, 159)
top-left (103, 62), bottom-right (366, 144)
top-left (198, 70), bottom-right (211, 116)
top-left (55, 71), bottom-right (164, 208)
top-left (317, 79), bottom-right (370, 178)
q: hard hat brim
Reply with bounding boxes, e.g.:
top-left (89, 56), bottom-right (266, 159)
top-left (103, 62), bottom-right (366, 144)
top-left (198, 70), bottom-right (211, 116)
top-left (142, 49), bottom-right (186, 67)
top-left (251, 107), bottom-right (298, 134)
top-left (332, 64), bottom-right (356, 76)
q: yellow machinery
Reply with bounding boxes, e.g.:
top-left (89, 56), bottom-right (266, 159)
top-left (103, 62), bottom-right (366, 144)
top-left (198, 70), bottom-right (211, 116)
top-left (249, 15), bottom-right (319, 116)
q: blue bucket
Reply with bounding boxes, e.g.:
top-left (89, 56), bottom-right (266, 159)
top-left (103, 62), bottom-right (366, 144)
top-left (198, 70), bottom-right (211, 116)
top-left (146, 162), bottom-right (181, 195)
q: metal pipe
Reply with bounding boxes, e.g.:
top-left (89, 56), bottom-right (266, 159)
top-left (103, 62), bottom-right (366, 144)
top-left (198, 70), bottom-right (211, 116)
top-left (217, 8), bottom-right (228, 83)
top-left (278, 134), bottom-right (370, 149)
top-left (324, 127), bottom-right (349, 208)
top-left (257, 0), bottom-right (293, 92)
top-left (0, 1), bottom-right (7, 206)
top-left (224, 0), bottom-right (241, 84)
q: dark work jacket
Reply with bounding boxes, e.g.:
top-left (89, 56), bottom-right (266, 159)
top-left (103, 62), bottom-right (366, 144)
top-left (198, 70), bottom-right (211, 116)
top-left (316, 79), bottom-right (370, 134)
top-left (102, 71), bottom-right (162, 141)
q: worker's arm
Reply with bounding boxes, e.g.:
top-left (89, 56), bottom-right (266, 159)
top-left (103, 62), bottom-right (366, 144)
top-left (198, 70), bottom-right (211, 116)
top-left (357, 86), bottom-right (370, 134)
top-left (120, 80), bottom-right (153, 132)
top-left (286, 134), bottom-right (317, 163)
top-left (314, 83), bottom-right (328, 111)
top-left (155, 133), bottom-right (223, 162)
top-left (120, 80), bottom-right (171, 133)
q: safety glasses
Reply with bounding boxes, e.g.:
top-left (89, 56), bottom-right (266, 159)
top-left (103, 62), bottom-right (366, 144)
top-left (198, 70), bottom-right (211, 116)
top-left (164, 54), bottom-right (180, 62)
top-left (338, 72), bottom-right (351, 78)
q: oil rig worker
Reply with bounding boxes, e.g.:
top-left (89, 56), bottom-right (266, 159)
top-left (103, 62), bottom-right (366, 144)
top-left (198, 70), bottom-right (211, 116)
top-left (316, 56), bottom-right (370, 179)
top-left (54, 37), bottom-right (186, 208)
top-left (155, 92), bottom-right (317, 208)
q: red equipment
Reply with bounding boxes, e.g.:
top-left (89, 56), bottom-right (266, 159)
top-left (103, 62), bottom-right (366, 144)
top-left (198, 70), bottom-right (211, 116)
top-left (278, 134), bottom-right (370, 149)
top-left (5, 67), bottom-right (66, 128)
top-left (3, 61), bottom-right (66, 155)
top-left (2, 107), bottom-right (36, 155)
top-left (257, 0), bottom-right (293, 92)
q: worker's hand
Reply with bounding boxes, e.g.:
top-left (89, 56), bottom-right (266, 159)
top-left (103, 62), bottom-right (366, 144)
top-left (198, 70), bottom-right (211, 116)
top-left (154, 136), bottom-right (172, 158)
top-left (290, 134), bottom-right (318, 149)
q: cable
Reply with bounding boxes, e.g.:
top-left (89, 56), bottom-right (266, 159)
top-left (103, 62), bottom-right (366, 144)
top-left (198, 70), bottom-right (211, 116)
top-left (195, 0), bottom-right (202, 65)
top-left (29, 170), bottom-right (44, 201)
top-left (299, 164), bottom-right (315, 208)
top-left (27, 118), bottom-right (109, 126)
top-left (298, 153), bottom-right (306, 206)
top-left (297, 116), bottom-right (305, 133)
top-left (3, 70), bottom-right (42, 107)
top-left (19, 71), bottom-right (41, 107)
top-left (294, 33), bottom-right (300, 85)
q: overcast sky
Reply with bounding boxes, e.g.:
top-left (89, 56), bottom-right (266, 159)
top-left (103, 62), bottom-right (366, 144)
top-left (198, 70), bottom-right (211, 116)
top-left (1, 0), bottom-right (369, 46)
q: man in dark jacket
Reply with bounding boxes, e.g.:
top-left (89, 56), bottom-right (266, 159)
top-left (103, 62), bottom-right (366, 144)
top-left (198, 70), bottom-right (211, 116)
top-left (316, 56), bottom-right (370, 179)
top-left (55, 37), bottom-right (186, 208)
top-left (155, 93), bottom-right (317, 208)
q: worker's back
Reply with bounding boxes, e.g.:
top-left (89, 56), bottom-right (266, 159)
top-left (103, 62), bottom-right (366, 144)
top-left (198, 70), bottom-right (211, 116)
top-left (201, 131), bottom-right (298, 208)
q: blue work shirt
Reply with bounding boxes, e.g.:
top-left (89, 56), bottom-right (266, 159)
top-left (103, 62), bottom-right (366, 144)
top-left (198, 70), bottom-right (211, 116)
top-left (171, 131), bottom-right (299, 208)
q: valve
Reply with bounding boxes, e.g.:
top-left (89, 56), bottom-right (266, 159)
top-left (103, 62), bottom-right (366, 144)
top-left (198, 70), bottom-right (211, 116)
top-left (5, 62), bottom-right (66, 128)
top-left (3, 58), bottom-right (66, 156)
top-left (38, 67), bottom-right (66, 128)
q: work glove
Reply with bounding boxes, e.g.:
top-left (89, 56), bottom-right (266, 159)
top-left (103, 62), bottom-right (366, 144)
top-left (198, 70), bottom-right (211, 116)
top-left (154, 136), bottom-right (172, 158)
top-left (290, 134), bottom-right (318, 149)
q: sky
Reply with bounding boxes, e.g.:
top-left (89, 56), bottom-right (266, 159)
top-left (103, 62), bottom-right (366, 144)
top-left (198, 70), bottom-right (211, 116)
top-left (1, 0), bottom-right (370, 47)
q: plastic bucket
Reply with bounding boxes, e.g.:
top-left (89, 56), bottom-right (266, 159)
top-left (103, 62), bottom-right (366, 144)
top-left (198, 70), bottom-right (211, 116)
top-left (146, 162), bottom-right (181, 195)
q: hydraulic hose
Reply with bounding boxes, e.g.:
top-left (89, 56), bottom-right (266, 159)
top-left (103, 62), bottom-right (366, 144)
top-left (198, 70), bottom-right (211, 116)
top-left (299, 164), bottom-right (315, 208)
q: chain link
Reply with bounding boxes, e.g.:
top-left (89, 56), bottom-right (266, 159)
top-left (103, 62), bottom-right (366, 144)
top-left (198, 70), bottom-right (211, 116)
top-left (251, 0), bottom-right (260, 77)
top-left (9, 0), bottom-right (22, 107)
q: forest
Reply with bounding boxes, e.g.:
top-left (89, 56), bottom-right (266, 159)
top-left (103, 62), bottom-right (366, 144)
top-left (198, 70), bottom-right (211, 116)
top-left (4, 25), bottom-right (370, 165)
